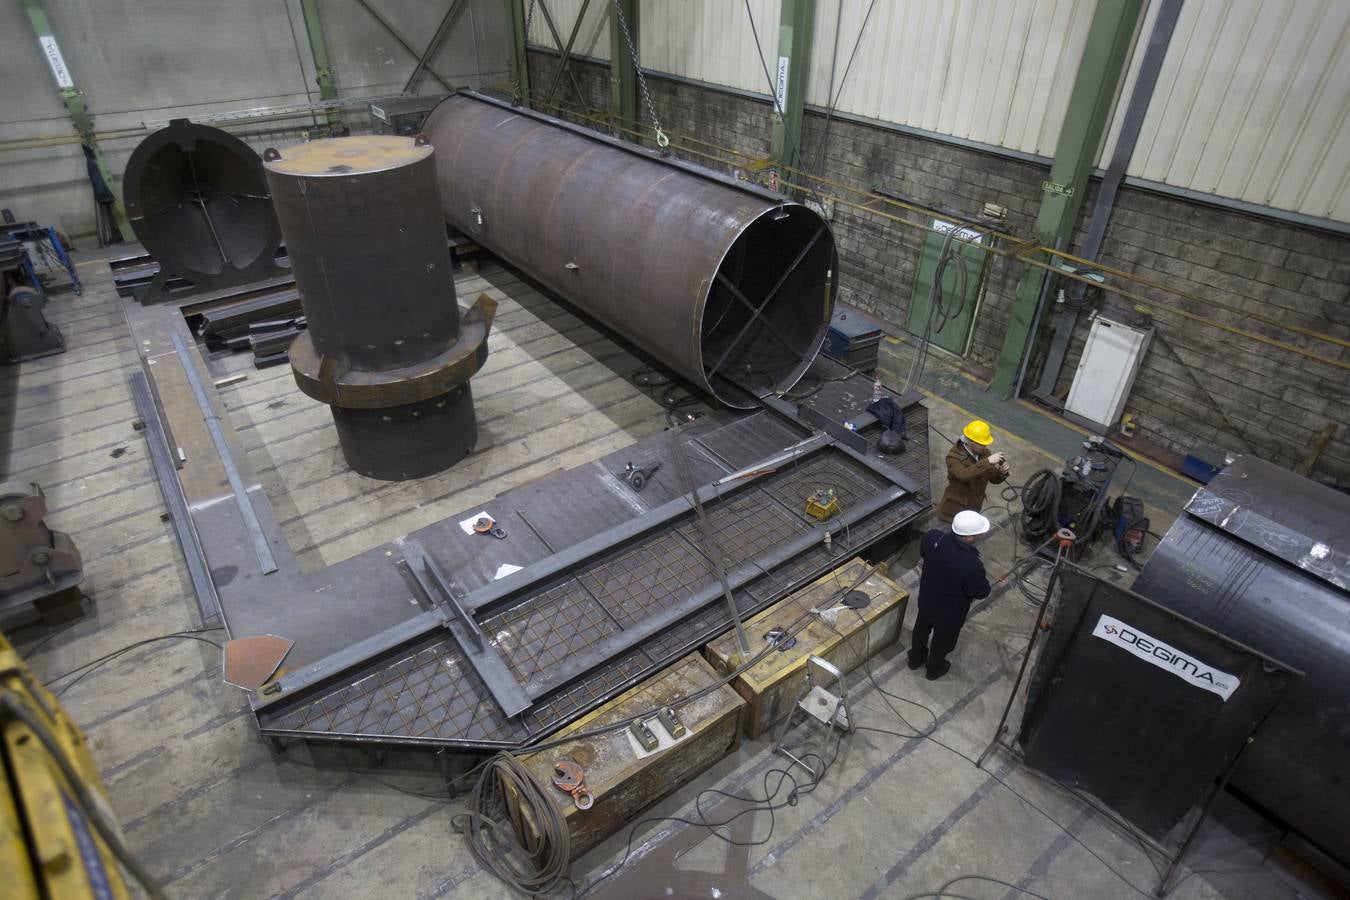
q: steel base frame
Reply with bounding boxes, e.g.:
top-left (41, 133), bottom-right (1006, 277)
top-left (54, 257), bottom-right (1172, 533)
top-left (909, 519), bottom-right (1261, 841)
top-left (120, 260), bottom-right (932, 751)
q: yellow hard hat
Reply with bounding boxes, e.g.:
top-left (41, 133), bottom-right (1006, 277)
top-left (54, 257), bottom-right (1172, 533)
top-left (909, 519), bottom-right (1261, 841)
top-left (962, 419), bottom-right (994, 445)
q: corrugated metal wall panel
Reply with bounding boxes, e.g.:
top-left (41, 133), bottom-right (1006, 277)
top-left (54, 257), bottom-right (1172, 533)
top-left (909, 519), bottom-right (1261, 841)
top-left (527, 0), bottom-right (611, 60)
top-left (737, 0), bottom-right (1096, 157)
top-left (525, 0), bottom-right (1096, 156)
top-left (1113, 0), bottom-right (1350, 221)
top-left (524, 0), bottom-right (1349, 223)
top-left (640, 0), bottom-right (781, 94)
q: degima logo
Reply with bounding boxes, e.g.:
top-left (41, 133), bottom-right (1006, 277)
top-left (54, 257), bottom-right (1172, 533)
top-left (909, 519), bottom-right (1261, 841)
top-left (1092, 614), bottom-right (1240, 701)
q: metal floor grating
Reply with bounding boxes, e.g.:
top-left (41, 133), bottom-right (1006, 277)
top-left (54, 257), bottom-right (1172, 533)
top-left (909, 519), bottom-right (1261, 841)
top-left (764, 452), bottom-right (889, 511)
top-left (521, 647), bottom-right (652, 731)
top-left (278, 635), bottom-right (515, 744)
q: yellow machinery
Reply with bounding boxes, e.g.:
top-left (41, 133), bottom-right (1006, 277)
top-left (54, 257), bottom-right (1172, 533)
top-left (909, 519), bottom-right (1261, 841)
top-left (804, 487), bottom-right (839, 521)
top-left (1, 631), bottom-right (152, 898)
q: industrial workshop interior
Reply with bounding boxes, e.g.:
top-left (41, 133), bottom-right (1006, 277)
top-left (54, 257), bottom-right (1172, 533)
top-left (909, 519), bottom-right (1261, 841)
top-left (2, 0), bottom-right (1348, 897)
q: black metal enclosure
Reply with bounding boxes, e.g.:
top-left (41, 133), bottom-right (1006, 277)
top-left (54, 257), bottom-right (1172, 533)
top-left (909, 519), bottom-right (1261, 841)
top-left (123, 120), bottom-right (283, 291)
top-left (1133, 456), bottom-right (1350, 865)
top-left (1019, 568), bottom-right (1296, 842)
top-left (263, 136), bottom-right (493, 480)
top-left (421, 91), bottom-right (838, 408)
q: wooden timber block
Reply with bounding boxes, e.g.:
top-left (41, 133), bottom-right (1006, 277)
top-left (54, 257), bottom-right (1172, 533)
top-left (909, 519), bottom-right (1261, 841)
top-left (514, 653), bottom-right (745, 860)
top-left (703, 558), bottom-right (908, 738)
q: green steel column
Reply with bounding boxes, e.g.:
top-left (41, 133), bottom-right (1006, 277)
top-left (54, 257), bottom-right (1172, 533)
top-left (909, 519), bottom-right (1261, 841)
top-left (988, 0), bottom-right (1146, 396)
top-left (769, 0), bottom-right (815, 170)
top-left (299, 0), bottom-right (342, 130)
top-left (22, 0), bottom-right (129, 232)
top-left (608, 0), bottom-right (638, 139)
top-left (509, 0), bottom-right (532, 104)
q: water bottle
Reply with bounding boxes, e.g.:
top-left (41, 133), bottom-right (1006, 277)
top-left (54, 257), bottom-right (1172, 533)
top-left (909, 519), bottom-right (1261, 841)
top-left (872, 377), bottom-right (883, 403)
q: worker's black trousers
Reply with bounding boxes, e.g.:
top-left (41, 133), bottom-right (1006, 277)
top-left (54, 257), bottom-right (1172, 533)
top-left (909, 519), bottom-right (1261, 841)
top-left (907, 611), bottom-right (962, 675)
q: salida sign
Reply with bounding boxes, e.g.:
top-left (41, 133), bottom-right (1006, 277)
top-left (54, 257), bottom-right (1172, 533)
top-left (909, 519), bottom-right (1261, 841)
top-left (1092, 614), bottom-right (1240, 701)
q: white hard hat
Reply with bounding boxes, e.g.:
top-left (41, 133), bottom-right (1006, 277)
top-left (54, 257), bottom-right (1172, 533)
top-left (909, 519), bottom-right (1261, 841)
top-left (952, 510), bottom-right (991, 536)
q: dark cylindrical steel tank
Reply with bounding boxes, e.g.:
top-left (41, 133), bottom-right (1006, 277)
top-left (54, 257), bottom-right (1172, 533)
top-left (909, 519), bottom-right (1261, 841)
top-left (1133, 455), bottom-right (1350, 865)
top-left (421, 91), bottom-right (838, 407)
top-left (263, 136), bottom-right (494, 480)
top-left (123, 119), bottom-right (283, 291)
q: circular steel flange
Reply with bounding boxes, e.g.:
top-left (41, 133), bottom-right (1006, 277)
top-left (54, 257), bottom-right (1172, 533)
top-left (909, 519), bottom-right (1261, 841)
top-left (288, 295), bottom-right (494, 409)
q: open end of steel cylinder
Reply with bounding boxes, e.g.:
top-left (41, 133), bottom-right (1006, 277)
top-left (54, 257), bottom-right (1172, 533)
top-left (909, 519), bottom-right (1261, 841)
top-left (123, 122), bottom-right (282, 287)
top-left (701, 203), bottom-right (838, 406)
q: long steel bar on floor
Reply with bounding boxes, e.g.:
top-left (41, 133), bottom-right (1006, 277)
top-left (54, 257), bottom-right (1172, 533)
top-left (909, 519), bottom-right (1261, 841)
top-left (129, 371), bottom-right (221, 626)
top-left (170, 331), bottom-right (277, 574)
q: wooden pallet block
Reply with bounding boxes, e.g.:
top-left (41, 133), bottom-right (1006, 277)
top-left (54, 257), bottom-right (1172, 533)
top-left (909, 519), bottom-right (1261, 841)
top-left (704, 558), bottom-right (908, 738)
top-left (513, 653), bottom-right (745, 860)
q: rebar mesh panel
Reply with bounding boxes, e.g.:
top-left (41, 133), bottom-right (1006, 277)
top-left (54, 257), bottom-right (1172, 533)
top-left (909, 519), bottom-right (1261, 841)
top-left (522, 647), bottom-right (653, 732)
top-left (577, 530), bottom-right (712, 629)
top-left (762, 451), bottom-right (888, 516)
top-left (268, 634), bottom-right (527, 745)
top-left (674, 488), bottom-right (807, 572)
top-left (482, 579), bottom-right (620, 684)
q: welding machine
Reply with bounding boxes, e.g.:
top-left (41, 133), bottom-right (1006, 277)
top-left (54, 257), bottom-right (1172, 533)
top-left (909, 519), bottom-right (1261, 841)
top-left (1020, 436), bottom-right (1130, 560)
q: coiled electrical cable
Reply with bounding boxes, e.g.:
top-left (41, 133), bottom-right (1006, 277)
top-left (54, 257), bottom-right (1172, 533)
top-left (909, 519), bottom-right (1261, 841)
top-left (453, 752), bottom-right (572, 897)
top-left (903, 224), bottom-right (986, 394)
top-left (1019, 469), bottom-right (1061, 545)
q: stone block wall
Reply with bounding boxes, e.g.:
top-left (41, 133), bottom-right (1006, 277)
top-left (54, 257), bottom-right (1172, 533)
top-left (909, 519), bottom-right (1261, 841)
top-left (525, 51), bottom-right (1349, 484)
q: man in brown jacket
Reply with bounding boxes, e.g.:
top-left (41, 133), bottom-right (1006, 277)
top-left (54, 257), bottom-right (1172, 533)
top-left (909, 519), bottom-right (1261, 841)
top-left (936, 419), bottom-right (1009, 523)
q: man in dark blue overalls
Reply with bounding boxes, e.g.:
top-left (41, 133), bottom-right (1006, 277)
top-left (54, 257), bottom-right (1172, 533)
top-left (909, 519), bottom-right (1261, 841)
top-left (908, 510), bottom-right (992, 681)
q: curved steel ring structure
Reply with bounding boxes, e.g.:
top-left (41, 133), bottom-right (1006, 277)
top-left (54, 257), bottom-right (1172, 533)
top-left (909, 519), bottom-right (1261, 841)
top-left (421, 91), bottom-right (838, 407)
top-left (123, 119), bottom-right (283, 291)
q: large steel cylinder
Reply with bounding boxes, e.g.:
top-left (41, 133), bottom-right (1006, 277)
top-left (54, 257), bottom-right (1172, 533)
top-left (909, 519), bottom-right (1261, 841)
top-left (123, 120), bottom-right (284, 291)
top-left (263, 136), bottom-right (494, 481)
top-left (421, 92), bottom-right (838, 407)
top-left (1133, 455), bottom-right (1350, 865)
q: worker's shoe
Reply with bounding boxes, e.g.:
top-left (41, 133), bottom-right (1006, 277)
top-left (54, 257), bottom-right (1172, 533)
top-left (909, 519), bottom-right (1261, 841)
top-left (906, 650), bottom-right (928, 670)
top-left (925, 660), bottom-right (951, 681)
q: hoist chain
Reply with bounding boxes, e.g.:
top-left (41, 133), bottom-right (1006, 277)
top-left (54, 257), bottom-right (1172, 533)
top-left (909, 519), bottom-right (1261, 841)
top-left (611, 0), bottom-right (668, 149)
top-left (512, 0), bottom-right (537, 106)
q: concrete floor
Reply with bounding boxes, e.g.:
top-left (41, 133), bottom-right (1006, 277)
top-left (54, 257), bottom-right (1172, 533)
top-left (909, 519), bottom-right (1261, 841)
top-left (1, 259), bottom-right (1320, 899)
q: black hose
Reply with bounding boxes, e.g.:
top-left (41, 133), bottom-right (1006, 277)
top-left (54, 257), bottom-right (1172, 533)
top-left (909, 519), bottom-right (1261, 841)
top-left (0, 692), bottom-right (167, 899)
top-left (1020, 469), bottom-right (1061, 544)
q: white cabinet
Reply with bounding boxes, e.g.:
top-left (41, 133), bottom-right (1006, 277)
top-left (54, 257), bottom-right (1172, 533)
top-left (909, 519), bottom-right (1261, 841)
top-left (1064, 315), bottom-right (1153, 430)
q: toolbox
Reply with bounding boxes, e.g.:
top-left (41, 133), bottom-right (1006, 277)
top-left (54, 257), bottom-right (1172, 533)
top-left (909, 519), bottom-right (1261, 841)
top-left (821, 304), bottom-right (886, 372)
